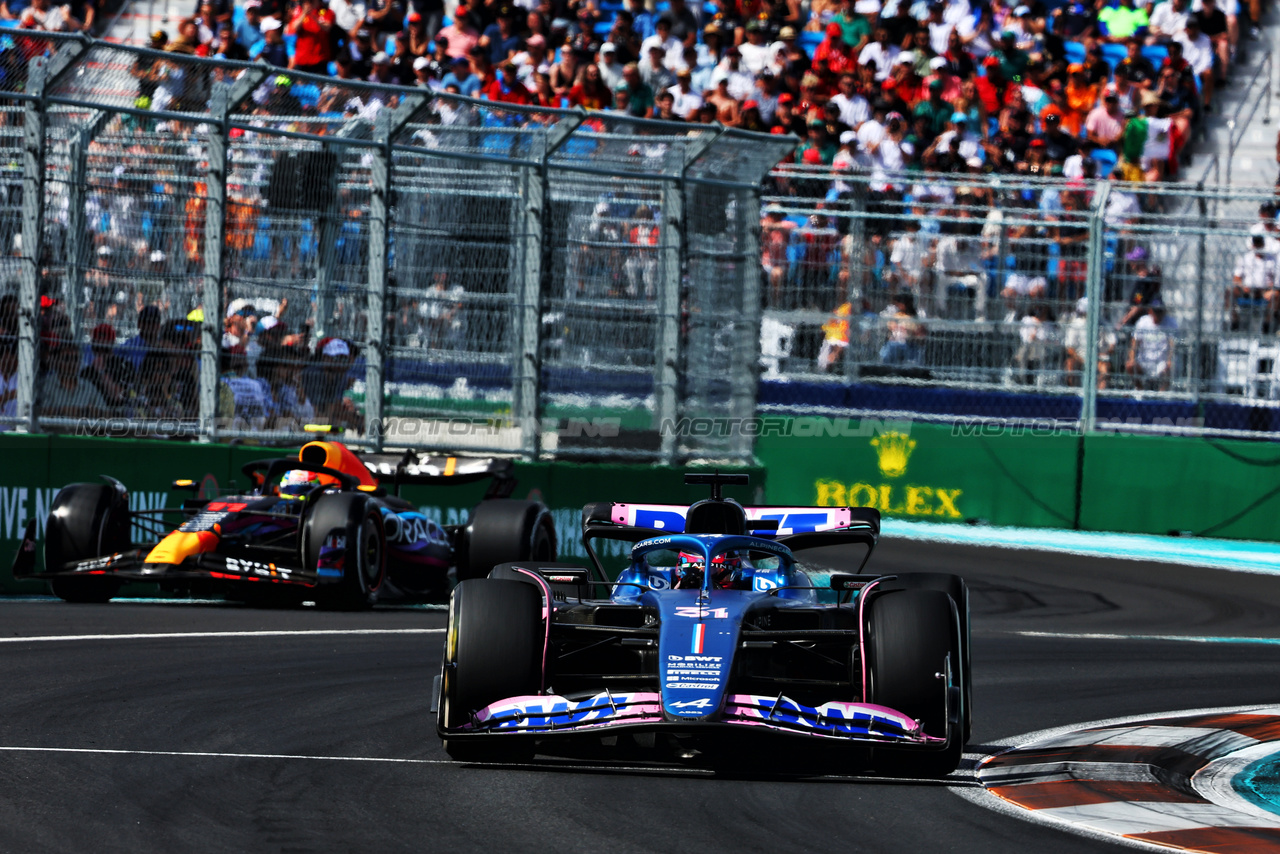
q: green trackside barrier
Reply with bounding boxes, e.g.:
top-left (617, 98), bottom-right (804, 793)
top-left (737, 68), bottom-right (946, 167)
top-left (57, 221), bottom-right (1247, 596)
top-left (756, 421), bottom-right (1079, 530)
top-left (1078, 432), bottom-right (1280, 540)
top-left (0, 435), bottom-right (762, 593)
top-left (757, 418), bottom-right (1280, 541)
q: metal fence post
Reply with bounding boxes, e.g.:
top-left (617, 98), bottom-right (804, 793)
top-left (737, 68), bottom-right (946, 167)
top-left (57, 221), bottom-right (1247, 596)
top-left (732, 184), bottom-right (763, 462)
top-left (17, 56), bottom-right (48, 434)
top-left (199, 82), bottom-right (230, 441)
top-left (63, 129), bottom-right (89, 345)
top-left (842, 187), bottom-right (867, 382)
top-left (657, 171), bottom-right (684, 465)
top-left (365, 110), bottom-right (390, 450)
top-left (515, 114), bottom-right (580, 458)
top-left (1193, 185), bottom-right (1207, 406)
top-left (1080, 181), bottom-right (1110, 432)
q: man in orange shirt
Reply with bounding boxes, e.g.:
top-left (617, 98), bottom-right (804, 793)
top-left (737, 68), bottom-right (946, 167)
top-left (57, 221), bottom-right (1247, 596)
top-left (286, 0), bottom-right (333, 75)
top-left (1062, 62), bottom-right (1100, 137)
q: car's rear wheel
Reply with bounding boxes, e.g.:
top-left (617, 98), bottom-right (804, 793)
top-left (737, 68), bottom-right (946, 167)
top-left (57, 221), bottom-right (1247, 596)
top-left (304, 494), bottom-right (385, 610)
top-left (440, 579), bottom-right (541, 762)
top-left (457, 500), bottom-right (556, 582)
top-left (45, 483), bottom-right (128, 604)
top-left (866, 589), bottom-right (963, 776)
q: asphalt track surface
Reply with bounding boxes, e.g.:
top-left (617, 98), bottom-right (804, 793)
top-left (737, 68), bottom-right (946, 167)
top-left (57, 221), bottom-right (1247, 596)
top-left (4, 540), bottom-right (1280, 853)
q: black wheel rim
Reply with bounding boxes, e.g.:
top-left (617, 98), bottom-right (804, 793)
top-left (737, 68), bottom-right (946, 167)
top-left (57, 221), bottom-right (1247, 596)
top-left (361, 518), bottom-right (383, 591)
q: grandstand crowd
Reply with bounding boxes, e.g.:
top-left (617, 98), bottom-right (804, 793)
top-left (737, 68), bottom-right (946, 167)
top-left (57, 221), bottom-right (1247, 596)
top-left (0, 0), bottom-right (1272, 424)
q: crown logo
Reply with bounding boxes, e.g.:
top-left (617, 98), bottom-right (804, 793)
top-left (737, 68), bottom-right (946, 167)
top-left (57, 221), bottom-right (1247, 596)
top-left (871, 431), bottom-right (915, 478)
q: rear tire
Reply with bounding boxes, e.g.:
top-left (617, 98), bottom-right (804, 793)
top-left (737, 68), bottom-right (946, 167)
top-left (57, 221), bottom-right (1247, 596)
top-left (440, 579), bottom-right (541, 762)
top-left (866, 589), bottom-right (963, 776)
top-left (304, 494), bottom-right (386, 610)
top-left (457, 500), bottom-right (556, 582)
top-left (45, 483), bottom-right (128, 604)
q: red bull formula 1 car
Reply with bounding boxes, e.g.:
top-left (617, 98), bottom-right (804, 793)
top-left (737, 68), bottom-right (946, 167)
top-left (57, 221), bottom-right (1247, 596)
top-left (12, 441), bottom-right (556, 607)
top-left (436, 473), bottom-right (971, 775)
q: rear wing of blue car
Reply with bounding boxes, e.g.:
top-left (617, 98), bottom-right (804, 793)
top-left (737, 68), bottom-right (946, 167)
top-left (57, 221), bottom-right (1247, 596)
top-left (579, 502), bottom-right (880, 575)
top-left (359, 451), bottom-right (516, 498)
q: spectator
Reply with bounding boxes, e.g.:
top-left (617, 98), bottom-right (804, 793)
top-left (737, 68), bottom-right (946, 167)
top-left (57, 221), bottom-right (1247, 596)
top-left (641, 16), bottom-right (682, 69)
top-left (761, 202), bottom-right (797, 304)
top-left (301, 338), bottom-right (361, 431)
top-left (217, 345), bottom-right (271, 429)
top-left (639, 43), bottom-right (675, 91)
top-left (668, 67), bottom-right (702, 118)
top-left (42, 345), bottom-right (106, 419)
top-left (1148, 0), bottom-right (1191, 42)
top-left (254, 16), bottom-right (290, 66)
top-left (1012, 304), bottom-right (1054, 385)
top-left (617, 62), bottom-right (654, 117)
top-left (1175, 17), bottom-right (1215, 110)
top-left (235, 1), bottom-right (264, 49)
top-left (440, 54), bottom-right (479, 96)
top-left (480, 10), bottom-right (521, 66)
top-left (571, 62), bottom-right (612, 110)
top-left (598, 42), bottom-right (625, 91)
top-left (436, 5), bottom-right (479, 59)
top-left (81, 324), bottom-right (133, 409)
top-left (211, 21), bottom-right (249, 60)
top-left (1126, 298), bottom-right (1177, 390)
top-left (1230, 224), bottom-right (1279, 331)
top-left (120, 306), bottom-right (162, 373)
top-left (24, 0), bottom-right (81, 32)
top-left (879, 293), bottom-right (925, 364)
top-left (287, 0), bottom-right (334, 74)
top-left (1098, 0), bottom-right (1149, 41)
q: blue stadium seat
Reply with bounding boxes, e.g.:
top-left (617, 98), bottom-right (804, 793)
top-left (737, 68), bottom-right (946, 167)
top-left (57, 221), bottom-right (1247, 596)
top-left (599, 0), bottom-right (624, 10)
top-left (1091, 147), bottom-right (1118, 177)
top-left (1064, 41), bottom-right (1087, 65)
top-left (799, 29), bottom-right (824, 58)
top-left (1100, 42), bottom-right (1127, 70)
top-left (1142, 44), bottom-right (1168, 65)
top-left (593, 21), bottom-right (613, 36)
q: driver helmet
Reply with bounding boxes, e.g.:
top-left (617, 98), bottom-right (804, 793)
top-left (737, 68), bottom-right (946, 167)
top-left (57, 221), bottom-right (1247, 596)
top-left (279, 468), bottom-right (322, 497)
top-left (674, 551), bottom-right (741, 589)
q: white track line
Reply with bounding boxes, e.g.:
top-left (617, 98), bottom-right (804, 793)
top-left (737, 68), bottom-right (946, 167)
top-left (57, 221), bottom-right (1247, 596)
top-left (0, 628), bottom-right (445, 644)
top-left (952, 704), bottom-right (1280, 853)
top-left (0, 745), bottom-right (714, 776)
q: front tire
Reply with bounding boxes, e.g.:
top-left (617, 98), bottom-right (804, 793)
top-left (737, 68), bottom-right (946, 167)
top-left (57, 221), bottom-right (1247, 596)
top-left (866, 589), bottom-right (963, 776)
top-left (440, 579), bottom-right (542, 762)
top-left (45, 483), bottom-right (128, 603)
top-left (304, 494), bottom-right (386, 610)
top-left (878, 573), bottom-right (971, 742)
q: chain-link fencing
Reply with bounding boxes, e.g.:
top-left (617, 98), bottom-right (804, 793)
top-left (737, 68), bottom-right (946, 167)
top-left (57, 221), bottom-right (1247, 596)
top-left (0, 36), bottom-right (792, 460)
top-left (759, 166), bottom-right (1280, 439)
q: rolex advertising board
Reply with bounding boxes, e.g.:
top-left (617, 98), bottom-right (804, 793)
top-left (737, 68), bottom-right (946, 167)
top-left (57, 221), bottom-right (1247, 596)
top-left (756, 420), bottom-right (1080, 530)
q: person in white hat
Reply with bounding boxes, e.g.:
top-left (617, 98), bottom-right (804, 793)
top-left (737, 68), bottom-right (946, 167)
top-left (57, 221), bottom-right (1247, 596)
top-left (597, 41), bottom-right (625, 92)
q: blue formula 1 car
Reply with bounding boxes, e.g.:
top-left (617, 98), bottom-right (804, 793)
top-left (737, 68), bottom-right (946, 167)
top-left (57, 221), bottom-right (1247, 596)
top-left (435, 473), bottom-right (971, 775)
top-left (12, 440), bottom-right (556, 607)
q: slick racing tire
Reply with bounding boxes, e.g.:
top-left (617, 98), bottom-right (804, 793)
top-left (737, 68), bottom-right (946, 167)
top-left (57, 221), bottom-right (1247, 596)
top-left (304, 494), bottom-right (386, 610)
top-left (45, 483), bottom-right (129, 604)
top-left (440, 579), bottom-right (541, 762)
top-left (878, 573), bottom-right (972, 743)
top-left (866, 589), bottom-right (964, 776)
top-left (457, 499), bottom-right (556, 582)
